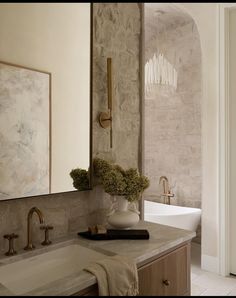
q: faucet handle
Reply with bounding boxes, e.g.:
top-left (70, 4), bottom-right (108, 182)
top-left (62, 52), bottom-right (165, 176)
top-left (4, 233), bottom-right (19, 240)
top-left (162, 190), bottom-right (175, 197)
top-left (3, 233), bottom-right (18, 256)
top-left (40, 225), bottom-right (53, 246)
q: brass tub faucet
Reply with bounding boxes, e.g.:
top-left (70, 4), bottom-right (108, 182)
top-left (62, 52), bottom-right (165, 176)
top-left (24, 207), bottom-right (45, 251)
top-left (159, 176), bottom-right (175, 205)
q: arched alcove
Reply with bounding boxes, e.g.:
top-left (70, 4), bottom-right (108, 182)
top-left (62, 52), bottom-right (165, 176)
top-left (143, 3), bottom-right (202, 238)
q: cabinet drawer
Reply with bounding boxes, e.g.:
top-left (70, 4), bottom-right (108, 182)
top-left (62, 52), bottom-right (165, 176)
top-left (138, 244), bottom-right (190, 296)
top-left (72, 243), bottom-right (191, 296)
top-left (72, 284), bottom-right (98, 296)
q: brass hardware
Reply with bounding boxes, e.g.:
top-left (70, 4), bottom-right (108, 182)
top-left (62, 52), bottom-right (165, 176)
top-left (40, 225), bottom-right (53, 246)
top-left (161, 192), bottom-right (175, 198)
top-left (99, 57), bottom-right (113, 148)
top-left (163, 279), bottom-right (171, 286)
top-left (159, 176), bottom-right (174, 205)
top-left (159, 176), bottom-right (168, 194)
top-left (99, 111), bottom-right (112, 129)
top-left (24, 207), bottom-right (45, 251)
top-left (3, 233), bottom-right (18, 256)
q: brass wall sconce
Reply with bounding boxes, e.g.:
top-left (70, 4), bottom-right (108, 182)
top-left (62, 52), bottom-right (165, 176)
top-left (99, 57), bottom-right (113, 148)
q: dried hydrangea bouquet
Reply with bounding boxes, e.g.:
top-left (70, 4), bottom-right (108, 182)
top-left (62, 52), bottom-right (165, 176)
top-left (93, 158), bottom-right (150, 228)
top-left (70, 158), bottom-right (150, 228)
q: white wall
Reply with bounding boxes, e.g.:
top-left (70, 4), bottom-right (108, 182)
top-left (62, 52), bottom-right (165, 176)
top-left (173, 3), bottom-right (219, 272)
top-left (0, 3), bottom-right (90, 193)
top-left (229, 8), bottom-right (236, 275)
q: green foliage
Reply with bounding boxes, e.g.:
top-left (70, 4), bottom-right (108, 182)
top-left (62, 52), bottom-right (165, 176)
top-left (70, 168), bottom-right (89, 191)
top-left (93, 158), bottom-right (113, 181)
top-left (102, 170), bottom-right (127, 195)
top-left (70, 158), bottom-right (150, 201)
top-left (93, 158), bottom-right (150, 202)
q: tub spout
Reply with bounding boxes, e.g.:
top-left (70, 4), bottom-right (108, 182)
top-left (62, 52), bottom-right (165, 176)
top-left (159, 176), bottom-right (174, 205)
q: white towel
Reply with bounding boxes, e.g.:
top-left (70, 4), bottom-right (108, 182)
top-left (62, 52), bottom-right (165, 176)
top-left (84, 255), bottom-right (139, 296)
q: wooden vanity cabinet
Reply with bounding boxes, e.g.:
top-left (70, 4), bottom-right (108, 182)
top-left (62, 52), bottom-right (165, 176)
top-left (72, 284), bottom-right (98, 296)
top-left (138, 242), bottom-right (191, 296)
top-left (73, 242), bottom-right (191, 296)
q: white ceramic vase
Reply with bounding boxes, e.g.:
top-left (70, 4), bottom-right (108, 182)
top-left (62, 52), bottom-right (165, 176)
top-left (107, 196), bottom-right (140, 229)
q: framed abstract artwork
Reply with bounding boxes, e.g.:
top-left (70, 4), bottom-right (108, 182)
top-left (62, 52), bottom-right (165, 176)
top-left (0, 62), bottom-right (51, 200)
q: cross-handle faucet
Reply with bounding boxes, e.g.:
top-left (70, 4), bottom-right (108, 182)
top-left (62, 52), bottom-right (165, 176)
top-left (3, 233), bottom-right (18, 256)
top-left (24, 207), bottom-right (45, 251)
top-left (159, 176), bottom-right (174, 205)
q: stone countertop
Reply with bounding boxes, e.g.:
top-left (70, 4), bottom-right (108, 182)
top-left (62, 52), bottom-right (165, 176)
top-left (0, 221), bottom-right (195, 296)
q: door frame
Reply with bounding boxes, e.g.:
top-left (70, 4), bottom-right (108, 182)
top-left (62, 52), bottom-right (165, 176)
top-left (219, 3), bottom-right (236, 277)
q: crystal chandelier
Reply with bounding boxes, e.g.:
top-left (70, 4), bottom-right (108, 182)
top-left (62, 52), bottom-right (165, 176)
top-left (145, 53), bottom-right (178, 94)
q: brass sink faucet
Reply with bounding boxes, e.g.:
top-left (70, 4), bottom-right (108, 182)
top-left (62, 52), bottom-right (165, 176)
top-left (159, 176), bottom-right (174, 205)
top-left (24, 207), bottom-right (45, 250)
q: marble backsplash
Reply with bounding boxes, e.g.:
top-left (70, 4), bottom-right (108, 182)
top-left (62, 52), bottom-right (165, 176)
top-left (0, 187), bottom-right (112, 254)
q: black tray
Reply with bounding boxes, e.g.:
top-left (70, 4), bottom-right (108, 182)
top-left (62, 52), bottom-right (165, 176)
top-left (78, 229), bottom-right (150, 240)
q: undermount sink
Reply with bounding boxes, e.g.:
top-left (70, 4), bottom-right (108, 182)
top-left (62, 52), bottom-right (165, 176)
top-left (0, 244), bottom-right (107, 295)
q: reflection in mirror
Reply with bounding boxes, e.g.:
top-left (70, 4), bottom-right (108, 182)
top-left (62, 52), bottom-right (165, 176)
top-left (0, 3), bottom-right (92, 201)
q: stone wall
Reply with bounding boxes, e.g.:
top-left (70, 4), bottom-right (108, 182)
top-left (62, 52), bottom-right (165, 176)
top-left (144, 18), bottom-right (202, 209)
top-left (93, 3), bottom-right (141, 169)
top-left (0, 3), bottom-right (141, 254)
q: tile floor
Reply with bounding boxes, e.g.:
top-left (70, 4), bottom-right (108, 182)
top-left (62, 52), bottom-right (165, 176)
top-left (191, 243), bottom-right (236, 296)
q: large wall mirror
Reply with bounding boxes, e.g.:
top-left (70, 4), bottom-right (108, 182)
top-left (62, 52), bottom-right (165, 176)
top-left (0, 3), bottom-right (92, 201)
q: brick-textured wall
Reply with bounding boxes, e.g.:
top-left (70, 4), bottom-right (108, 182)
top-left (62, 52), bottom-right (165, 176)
top-left (0, 3), bottom-right (141, 254)
top-left (144, 19), bottom-right (202, 209)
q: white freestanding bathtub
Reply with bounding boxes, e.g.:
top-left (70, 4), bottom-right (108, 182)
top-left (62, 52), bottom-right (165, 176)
top-left (144, 200), bottom-right (201, 232)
